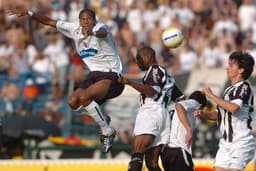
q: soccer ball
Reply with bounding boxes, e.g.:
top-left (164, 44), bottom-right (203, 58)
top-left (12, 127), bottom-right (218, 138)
top-left (162, 27), bottom-right (184, 48)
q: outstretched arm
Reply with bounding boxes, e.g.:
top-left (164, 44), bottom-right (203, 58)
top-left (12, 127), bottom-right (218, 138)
top-left (7, 8), bottom-right (57, 27)
top-left (118, 76), bottom-right (156, 97)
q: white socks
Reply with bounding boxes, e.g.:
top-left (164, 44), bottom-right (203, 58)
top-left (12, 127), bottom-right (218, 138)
top-left (75, 101), bottom-right (113, 136)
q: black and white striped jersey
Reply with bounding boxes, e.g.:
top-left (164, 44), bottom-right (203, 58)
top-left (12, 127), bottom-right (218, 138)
top-left (217, 80), bottom-right (254, 142)
top-left (140, 64), bottom-right (183, 107)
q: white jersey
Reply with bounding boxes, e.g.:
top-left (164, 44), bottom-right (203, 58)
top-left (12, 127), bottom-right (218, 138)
top-left (56, 21), bottom-right (122, 73)
top-left (168, 99), bottom-right (201, 154)
top-left (217, 80), bottom-right (254, 142)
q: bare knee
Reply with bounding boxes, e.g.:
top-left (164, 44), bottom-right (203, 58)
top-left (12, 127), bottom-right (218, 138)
top-left (68, 95), bottom-right (80, 109)
top-left (79, 94), bottom-right (91, 107)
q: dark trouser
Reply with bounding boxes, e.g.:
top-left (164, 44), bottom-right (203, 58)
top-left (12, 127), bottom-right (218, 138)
top-left (161, 147), bottom-right (194, 171)
top-left (75, 71), bottom-right (124, 105)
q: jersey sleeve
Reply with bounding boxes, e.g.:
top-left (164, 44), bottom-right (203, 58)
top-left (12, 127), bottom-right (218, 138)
top-left (230, 82), bottom-right (253, 108)
top-left (56, 20), bottom-right (78, 39)
top-left (171, 84), bottom-right (184, 102)
top-left (178, 99), bottom-right (201, 111)
top-left (92, 22), bottom-right (107, 32)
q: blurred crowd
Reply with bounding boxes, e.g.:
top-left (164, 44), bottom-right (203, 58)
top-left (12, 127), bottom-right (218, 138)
top-left (1, 0), bottom-right (256, 158)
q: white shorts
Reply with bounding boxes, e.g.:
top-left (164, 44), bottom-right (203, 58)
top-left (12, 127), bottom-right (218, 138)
top-left (214, 136), bottom-right (256, 170)
top-left (133, 103), bottom-right (170, 148)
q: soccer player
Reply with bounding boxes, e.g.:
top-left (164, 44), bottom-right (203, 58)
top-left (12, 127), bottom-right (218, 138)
top-left (118, 46), bottom-right (184, 171)
top-left (8, 8), bottom-right (124, 152)
top-left (159, 90), bottom-right (207, 171)
top-left (194, 51), bottom-right (256, 171)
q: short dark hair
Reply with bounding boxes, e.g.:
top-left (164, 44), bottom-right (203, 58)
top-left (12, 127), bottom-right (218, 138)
top-left (79, 8), bottom-right (96, 20)
top-left (188, 91), bottom-right (207, 108)
top-left (229, 51), bottom-right (255, 80)
top-left (138, 46), bottom-right (156, 58)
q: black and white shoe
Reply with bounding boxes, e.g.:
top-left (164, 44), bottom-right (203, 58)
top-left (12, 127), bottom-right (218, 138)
top-left (101, 128), bottom-right (116, 153)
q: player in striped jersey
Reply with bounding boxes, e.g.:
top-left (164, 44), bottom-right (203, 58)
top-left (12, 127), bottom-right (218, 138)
top-left (160, 90), bottom-right (207, 171)
top-left (118, 46), bottom-right (184, 171)
top-left (8, 8), bottom-right (124, 152)
top-left (194, 51), bottom-right (256, 171)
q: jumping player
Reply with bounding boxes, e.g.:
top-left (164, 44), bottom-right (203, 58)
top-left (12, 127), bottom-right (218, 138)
top-left (195, 51), bottom-right (256, 171)
top-left (160, 90), bottom-right (207, 171)
top-left (8, 8), bottom-right (124, 153)
top-left (118, 46), bottom-right (184, 171)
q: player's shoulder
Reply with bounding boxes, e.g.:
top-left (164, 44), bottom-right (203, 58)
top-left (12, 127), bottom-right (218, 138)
top-left (177, 99), bottom-right (200, 110)
top-left (150, 64), bottom-right (167, 73)
top-left (94, 22), bottom-right (108, 30)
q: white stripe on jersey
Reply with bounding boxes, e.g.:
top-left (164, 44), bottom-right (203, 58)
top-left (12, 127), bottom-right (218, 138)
top-left (140, 65), bottom-right (179, 106)
top-left (217, 81), bottom-right (254, 142)
top-left (56, 21), bottom-right (122, 73)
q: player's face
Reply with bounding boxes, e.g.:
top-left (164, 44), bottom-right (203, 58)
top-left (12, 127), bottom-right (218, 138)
top-left (135, 53), bottom-right (148, 71)
top-left (226, 59), bottom-right (244, 80)
top-left (79, 12), bottom-right (96, 31)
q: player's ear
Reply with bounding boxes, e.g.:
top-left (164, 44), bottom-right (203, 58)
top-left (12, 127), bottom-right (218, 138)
top-left (238, 67), bottom-right (244, 76)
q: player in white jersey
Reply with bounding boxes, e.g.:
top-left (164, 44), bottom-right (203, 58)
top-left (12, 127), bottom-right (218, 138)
top-left (118, 46), bottom-right (184, 171)
top-left (8, 8), bottom-right (124, 152)
top-left (194, 51), bottom-right (256, 171)
top-left (160, 90), bottom-right (207, 171)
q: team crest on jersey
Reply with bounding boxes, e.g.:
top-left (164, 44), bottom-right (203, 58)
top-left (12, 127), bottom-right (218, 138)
top-left (152, 68), bottom-right (160, 83)
top-left (80, 48), bottom-right (98, 58)
top-left (239, 84), bottom-right (248, 96)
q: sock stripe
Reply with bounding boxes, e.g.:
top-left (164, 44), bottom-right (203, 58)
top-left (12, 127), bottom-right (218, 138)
top-left (94, 106), bottom-right (105, 121)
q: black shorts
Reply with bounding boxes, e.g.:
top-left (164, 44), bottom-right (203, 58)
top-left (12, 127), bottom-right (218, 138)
top-left (74, 71), bottom-right (125, 105)
top-left (161, 147), bottom-right (194, 171)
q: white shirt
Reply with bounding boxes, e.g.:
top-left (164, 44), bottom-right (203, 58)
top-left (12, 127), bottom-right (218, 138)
top-left (56, 21), bottom-right (122, 73)
top-left (168, 99), bottom-right (201, 154)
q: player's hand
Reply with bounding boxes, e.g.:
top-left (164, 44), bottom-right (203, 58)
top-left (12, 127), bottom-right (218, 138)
top-left (6, 8), bottom-right (28, 17)
top-left (185, 130), bottom-right (192, 147)
top-left (84, 29), bottom-right (93, 37)
top-left (118, 76), bottom-right (129, 85)
top-left (202, 87), bottom-right (213, 97)
top-left (193, 109), bottom-right (203, 117)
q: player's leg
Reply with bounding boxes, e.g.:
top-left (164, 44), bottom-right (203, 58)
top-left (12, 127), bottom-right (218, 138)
top-left (68, 79), bottom-right (115, 152)
top-left (128, 134), bottom-right (155, 171)
top-left (160, 146), bottom-right (178, 171)
top-left (145, 145), bottom-right (162, 171)
top-left (69, 80), bottom-right (112, 132)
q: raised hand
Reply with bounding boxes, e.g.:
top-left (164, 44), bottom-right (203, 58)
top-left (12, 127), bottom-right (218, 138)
top-left (202, 87), bottom-right (213, 97)
top-left (6, 7), bottom-right (28, 17)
